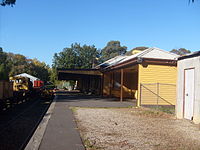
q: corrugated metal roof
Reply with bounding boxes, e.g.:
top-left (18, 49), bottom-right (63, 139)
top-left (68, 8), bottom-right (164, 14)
top-left (96, 47), bottom-right (178, 69)
top-left (178, 51), bottom-right (200, 60)
top-left (95, 55), bottom-right (128, 68)
top-left (15, 73), bottom-right (39, 81)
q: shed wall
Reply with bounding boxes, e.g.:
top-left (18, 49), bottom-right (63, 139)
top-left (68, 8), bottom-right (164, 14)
top-left (177, 56), bottom-right (200, 124)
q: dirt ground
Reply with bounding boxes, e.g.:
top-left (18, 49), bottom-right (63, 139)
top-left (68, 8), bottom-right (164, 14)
top-left (73, 107), bottom-right (200, 150)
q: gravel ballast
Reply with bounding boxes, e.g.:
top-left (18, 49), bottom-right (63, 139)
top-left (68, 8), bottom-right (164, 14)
top-left (74, 107), bottom-right (200, 150)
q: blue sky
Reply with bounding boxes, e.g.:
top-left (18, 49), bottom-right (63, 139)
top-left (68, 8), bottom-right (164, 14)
top-left (0, 0), bottom-right (200, 65)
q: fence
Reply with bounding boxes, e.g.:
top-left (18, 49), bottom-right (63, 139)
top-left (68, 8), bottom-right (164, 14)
top-left (140, 83), bottom-right (176, 106)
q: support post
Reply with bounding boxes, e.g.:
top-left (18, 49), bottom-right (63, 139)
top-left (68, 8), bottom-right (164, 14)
top-left (120, 69), bottom-right (124, 102)
top-left (109, 73), bottom-right (112, 97)
top-left (101, 74), bottom-right (104, 97)
top-left (139, 83), bottom-right (142, 106)
top-left (157, 83), bottom-right (159, 107)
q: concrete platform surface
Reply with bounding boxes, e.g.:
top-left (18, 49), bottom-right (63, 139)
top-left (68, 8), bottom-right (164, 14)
top-left (37, 92), bottom-right (135, 150)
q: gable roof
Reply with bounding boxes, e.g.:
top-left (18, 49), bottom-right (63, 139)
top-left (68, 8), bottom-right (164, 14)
top-left (134, 47), bottom-right (178, 59)
top-left (15, 73), bottom-right (39, 81)
top-left (96, 47), bottom-right (178, 70)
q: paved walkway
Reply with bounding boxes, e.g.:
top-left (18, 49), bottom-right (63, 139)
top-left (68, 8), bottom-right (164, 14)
top-left (39, 92), bottom-right (135, 150)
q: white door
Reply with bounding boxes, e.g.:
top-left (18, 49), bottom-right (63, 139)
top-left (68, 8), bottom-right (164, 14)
top-left (184, 69), bottom-right (195, 120)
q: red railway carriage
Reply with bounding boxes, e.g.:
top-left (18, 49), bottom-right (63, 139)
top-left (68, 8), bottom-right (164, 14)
top-left (34, 80), bottom-right (44, 88)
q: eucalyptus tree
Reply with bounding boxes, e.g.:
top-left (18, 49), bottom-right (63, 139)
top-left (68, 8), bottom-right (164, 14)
top-left (53, 43), bottom-right (99, 69)
top-left (0, 0), bottom-right (15, 6)
top-left (100, 41), bottom-right (127, 62)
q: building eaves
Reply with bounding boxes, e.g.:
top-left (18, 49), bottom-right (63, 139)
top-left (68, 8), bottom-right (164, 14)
top-left (178, 51), bottom-right (200, 60)
top-left (57, 68), bottom-right (99, 71)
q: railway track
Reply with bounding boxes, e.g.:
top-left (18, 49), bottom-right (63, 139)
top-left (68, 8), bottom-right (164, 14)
top-left (0, 97), bottom-right (52, 150)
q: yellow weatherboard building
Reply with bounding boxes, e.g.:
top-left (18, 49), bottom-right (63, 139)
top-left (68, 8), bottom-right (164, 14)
top-left (96, 47), bottom-right (178, 106)
top-left (131, 49), bottom-right (143, 55)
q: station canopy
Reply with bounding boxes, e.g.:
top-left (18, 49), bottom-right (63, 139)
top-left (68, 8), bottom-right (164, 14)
top-left (57, 68), bottom-right (102, 80)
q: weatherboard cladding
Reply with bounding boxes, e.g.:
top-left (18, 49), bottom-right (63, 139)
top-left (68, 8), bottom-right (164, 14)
top-left (138, 64), bottom-right (177, 105)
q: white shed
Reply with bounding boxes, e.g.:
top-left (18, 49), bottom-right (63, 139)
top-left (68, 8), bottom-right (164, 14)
top-left (15, 73), bottom-right (40, 84)
top-left (176, 51), bottom-right (200, 124)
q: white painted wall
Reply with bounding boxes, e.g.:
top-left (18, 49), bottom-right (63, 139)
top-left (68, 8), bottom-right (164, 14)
top-left (177, 56), bottom-right (200, 124)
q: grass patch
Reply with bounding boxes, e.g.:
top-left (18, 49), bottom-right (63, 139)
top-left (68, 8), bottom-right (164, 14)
top-left (153, 106), bottom-right (175, 114)
top-left (138, 109), bottom-right (163, 117)
top-left (142, 105), bottom-right (175, 115)
top-left (70, 107), bottom-right (78, 113)
top-left (83, 138), bottom-right (102, 150)
top-left (133, 106), bottom-right (175, 118)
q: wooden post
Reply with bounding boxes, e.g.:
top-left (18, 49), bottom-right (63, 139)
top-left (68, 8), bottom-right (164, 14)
top-left (101, 74), bottom-right (104, 97)
top-left (109, 73), bottom-right (112, 97)
top-left (120, 69), bottom-right (124, 102)
top-left (157, 83), bottom-right (159, 108)
top-left (139, 83), bottom-right (142, 106)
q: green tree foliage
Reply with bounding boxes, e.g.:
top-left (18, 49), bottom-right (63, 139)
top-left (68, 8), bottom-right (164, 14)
top-left (49, 67), bottom-right (57, 84)
top-left (53, 46), bottom-right (77, 69)
top-left (125, 46), bottom-right (149, 56)
top-left (170, 48), bottom-right (191, 56)
top-left (77, 44), bottom-right (100, 68)
top-left (29, 59), bottom-right (50, 81)
top-left (0, 47), bottom-right (9, 80)
top-left (0, 48), bottom-right (50, 82)
top-left (53, 43), bottom-right (99, 69)
top-left (100, 41), bottom-right (127, 62)
top-left (7, 54), bottom-right (50, 81)
top-left (1, 0), bottom-right (15, 6)
top-left (7, 53), bottom-right (27, 76)
top-left (0, 47), bottom-right (7, 64)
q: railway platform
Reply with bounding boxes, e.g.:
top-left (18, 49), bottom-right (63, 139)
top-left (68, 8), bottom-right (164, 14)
top-left (26, 91), bottom-right (135, 150)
